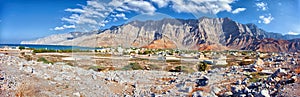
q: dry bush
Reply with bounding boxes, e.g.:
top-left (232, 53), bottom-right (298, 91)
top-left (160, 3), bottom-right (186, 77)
top-left (15, 82), bottom-right (44, 97)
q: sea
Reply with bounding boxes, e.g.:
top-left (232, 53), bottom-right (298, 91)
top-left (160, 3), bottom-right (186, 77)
top-left (0, 44), bottom-right (97, 50)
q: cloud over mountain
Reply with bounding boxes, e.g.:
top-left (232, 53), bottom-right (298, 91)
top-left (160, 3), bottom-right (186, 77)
top-left (54, 0), bottom-right (237, 31)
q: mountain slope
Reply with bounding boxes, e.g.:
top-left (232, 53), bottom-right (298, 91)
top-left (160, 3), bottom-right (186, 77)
top-left (21, 17), bottom-right (300, 52)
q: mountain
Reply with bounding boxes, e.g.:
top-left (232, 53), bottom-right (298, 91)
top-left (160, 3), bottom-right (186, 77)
top-left (21, 17), bottom-right (300, 52)
top-left (21, 31), bottom-right (99, 46)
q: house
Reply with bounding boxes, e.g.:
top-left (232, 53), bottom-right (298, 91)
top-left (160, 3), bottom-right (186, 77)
top-left (157, 54), bottom-right (166, 61)
top-left (212, 55), bottom-right (227, 65)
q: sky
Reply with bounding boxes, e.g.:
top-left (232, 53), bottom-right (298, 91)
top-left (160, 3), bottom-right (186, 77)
top-left (0, 0), bottom-right (300, 44)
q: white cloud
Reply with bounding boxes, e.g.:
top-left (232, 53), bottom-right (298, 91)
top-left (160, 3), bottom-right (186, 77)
top-left (286, 31), bottom-right (300, 35)
top-left (256, 2), bottom-right (268, 11)
top-left (57, 0), bottom-right (237, 31)
top-left (114, 13), bottom-right (128, 20)
top-left (258, 14), bottom-right (274, 24)
top-left (87, 0), bottom-right (105, 10)
top-left (65, 8), bottom-right (86, 13)
top-left (170, 0), bottom-right (233, 14)
top-left (126, 1), bottom-right (156, 14)
top-left (231, 8), bottom-right (246, 14)
top-left (151, 0), bottom-right (170, 8)
top-left (54, 25), bottom-right (76, 30)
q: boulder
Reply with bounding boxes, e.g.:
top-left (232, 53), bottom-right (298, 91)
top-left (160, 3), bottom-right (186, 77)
top-left (195, 77), bottom-right (209, 87)
top-left (271, 68), bottom-right (287, 78)
top-left (254, 58), bottom-right (264, 66)
top-left (260, 89), bottom-right (270, 97)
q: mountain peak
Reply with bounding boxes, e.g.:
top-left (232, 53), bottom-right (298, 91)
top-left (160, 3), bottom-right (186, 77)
top-left (22, 17), bottom-right (300, 52)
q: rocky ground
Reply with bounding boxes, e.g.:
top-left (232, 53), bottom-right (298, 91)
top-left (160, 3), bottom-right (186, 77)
top-left (0, 54), bottom-right (300, 97)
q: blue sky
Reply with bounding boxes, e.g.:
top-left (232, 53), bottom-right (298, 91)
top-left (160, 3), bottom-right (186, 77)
top-left (1, 0), bottom-right (300, 44)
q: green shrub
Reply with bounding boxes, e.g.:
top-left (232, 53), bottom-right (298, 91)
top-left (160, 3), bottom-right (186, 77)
top-left (166, 60), bottom-right (181, 63)
top-left (198, 62), bottom-right (208, 71)
top-left (33, 49), bottom-right (89, 53)
top-left (240, 60), bottom-right (254, 66)
top-left (18, 46), bottom-right (25, 50)
top-left (170, 66), bottom-right (195, 73)
top-left (88, 66), bottom-right (106, 71)
top-left (24, 55), bottom-right (32, 61)
top-left (37, 57), bottom-right (53, 64)
top-left (33, 49), bottom-right (56, 53)
top-left (148, 64), bottom-right (161, 70)
top-left (249, 72), bottom-right (260, 82)
top-left (122, 63), bottom-right (143, 70)
top-left (143, 50), bottom-right (153, 55)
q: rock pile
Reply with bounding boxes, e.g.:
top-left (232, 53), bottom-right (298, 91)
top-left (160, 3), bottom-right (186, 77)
top-left (0, 55), bottom-right (299, 96)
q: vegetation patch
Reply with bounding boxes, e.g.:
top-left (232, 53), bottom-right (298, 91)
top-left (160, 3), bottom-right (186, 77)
top-left (198, 62), bottom-right (208, 71)
top-left (129, 58), bottom-right (148, 61)
top-left (166, 60), bottom-right (181, 63)
top-left (248, 72), bottom-right (266, 82)
top-left (240, 60), bottom-right (254, 66)
top-left (18, 46), bottom-right (26, 50)
top-left (169, 66), bottom-right (195, 73)
top-left (122, 63), bottom-right (143, 70)
top-left (88, 66), bottom-right (107, 72)
top-left (33, 49), bottom-right (89, 53)
top-left (37, 57), bottom-right (53, 64)
top-left (148, 64), bottom-right (161, 70)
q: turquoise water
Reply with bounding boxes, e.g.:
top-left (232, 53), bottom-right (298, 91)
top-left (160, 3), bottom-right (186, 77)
top-left (0, 44), bottom-right (96, 50)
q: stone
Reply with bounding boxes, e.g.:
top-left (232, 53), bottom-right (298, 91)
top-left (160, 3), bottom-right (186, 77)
top-left (92, 74), bottom-right (97, 80)
top-left (212, 87), bottom-right (221, 94)
top-left (0, 77), bottom-right (4, 80)
top-left (243, 87), bottom-right (250, 93)
top-left (23, 66), bottom-right (34, 73)
top-left (271, 68), bottom-right (287, 78)
top-left (291, 76), bottom-right (297, 81)
top-left (188, 86), bottom-right (193, 92)
top-left (54, 76), bottom-right (63, 81)
top-left (195, 77), bottom-right (209, 87)
top-left (254, 58), bottom-right (264, 66)
top-left (192, 91), bottom-right (203, 97)
top-left (242, 78), bottom-right (249, 85)
top-left (223, 91), bottom-right (233, 96)
top-left (42, 74), bottom-right (51, 80)
top-left (261, 70), bottom-right (273, 75)
top-left (239, 94), bottom-right (247, 97)
top-left (236, 79), bottom-right (242, 85)
top-left (73, 92), bottom-right (81, 97)
top-left (75, 77), bottom-right (81, 81)
top-left (231, 86), bottom-right (238, 93)
top-left (260, 89), bottom-right (270, 97)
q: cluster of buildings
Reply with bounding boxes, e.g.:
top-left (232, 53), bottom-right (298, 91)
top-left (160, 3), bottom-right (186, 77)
top-left (96, 47), bottom-right (230, 65)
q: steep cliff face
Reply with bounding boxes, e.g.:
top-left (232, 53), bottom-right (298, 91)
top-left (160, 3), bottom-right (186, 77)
top-left (288, 39), bottom-right (300, 52)
top-left (94, 17), bottom-right (273, 50)
top-left (242, 38), bottom-right (300, 52)
top-left (243, 38), bottom-right (290, 52)
top-left (21, 17), bottom-right (300, 52)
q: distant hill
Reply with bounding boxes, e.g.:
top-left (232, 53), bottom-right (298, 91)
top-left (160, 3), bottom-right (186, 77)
top-left (21, 17), bottom-right (300, 52)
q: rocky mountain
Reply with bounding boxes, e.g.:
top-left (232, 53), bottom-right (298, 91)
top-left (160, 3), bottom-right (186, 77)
top-left (21, 32), bottom-right (97, 46)
top-left (21, 17), bottom-right (300, 52)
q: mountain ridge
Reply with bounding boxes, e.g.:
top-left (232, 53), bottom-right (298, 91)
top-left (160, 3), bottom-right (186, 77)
top-left (21, 17), bottom-right (300, 52)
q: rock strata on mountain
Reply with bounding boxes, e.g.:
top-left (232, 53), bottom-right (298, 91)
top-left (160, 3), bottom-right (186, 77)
top-left (21, 17), bottom-right (300, 52)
